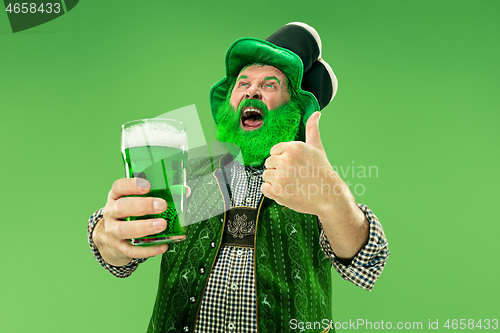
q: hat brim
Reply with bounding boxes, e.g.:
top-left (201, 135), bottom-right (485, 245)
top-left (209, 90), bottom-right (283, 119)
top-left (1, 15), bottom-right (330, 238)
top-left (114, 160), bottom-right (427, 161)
top-left (210, 38), bottom-right (320, 126)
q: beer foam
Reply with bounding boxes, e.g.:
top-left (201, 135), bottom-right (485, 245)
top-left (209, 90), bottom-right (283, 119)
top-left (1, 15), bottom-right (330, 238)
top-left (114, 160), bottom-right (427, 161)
top-left (123, 120), bottom-right (187, 149)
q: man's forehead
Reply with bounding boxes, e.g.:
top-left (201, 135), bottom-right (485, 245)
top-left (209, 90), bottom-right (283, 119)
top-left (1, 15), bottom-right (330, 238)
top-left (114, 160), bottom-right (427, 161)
top-left (237, 64), bottom-right (287, 81)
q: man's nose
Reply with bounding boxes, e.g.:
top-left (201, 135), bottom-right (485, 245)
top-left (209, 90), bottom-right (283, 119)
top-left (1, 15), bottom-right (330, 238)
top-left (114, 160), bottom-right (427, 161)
top-left (245, 86), bottom-right (262, 100)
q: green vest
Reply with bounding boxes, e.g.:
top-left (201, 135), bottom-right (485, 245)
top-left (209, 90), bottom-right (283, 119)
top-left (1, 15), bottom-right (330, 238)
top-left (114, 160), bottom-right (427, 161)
top-left (147, 156), bottom-right (333, 333)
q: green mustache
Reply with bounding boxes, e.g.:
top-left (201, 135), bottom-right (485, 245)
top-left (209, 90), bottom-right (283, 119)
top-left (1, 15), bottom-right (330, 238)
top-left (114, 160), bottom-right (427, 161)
top-left (236, 99), bottom-right (269, 115)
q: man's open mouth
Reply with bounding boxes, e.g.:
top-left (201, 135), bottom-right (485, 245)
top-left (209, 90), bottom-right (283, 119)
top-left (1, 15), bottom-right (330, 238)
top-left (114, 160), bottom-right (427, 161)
top-left (240, 107), bottom-right (264, 130)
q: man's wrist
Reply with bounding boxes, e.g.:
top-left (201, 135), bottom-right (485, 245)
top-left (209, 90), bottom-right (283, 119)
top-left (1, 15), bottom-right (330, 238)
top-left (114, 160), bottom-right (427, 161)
top-left (317, 199), bottom-right (369, 259)
top-left (92, 217), bottom-right (133, 267)
top-left (91, 217), bottom-right (105, 252)
top-left (316, 184), bottom-right (358, 225)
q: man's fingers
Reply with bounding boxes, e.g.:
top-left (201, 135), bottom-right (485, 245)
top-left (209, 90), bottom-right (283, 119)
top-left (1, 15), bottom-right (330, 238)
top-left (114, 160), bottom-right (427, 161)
top-left (113, 239), bottom-right (169, 259)
top-left (262, 169), bottom-right (278, 184)
top-left (109, 178), bottom-right (151, 200)
top-left (112, 218), bottom-right (167, 240)
top-left (264, 155), bottom-right (280, 169)
top-left (270, 142), bottom-right (288, 156)
top-left (261, 183), bottom-right (275, 200)
top-left (112, 196), bottom-right (167, 220)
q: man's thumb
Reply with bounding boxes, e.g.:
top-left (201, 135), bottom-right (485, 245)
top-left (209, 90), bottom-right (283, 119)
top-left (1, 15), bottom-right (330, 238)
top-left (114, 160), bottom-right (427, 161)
top-left (305, 111), bottom-right (324, 151)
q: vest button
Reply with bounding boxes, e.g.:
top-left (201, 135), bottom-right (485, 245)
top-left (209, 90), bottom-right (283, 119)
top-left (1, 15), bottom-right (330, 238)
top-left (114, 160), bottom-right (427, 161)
top-left (210, 241), bottom-right (216, 248)
top-left (199, 267), bottom-right (205, 274)
top-left (183, 326), bottom-right (189, 332)
top-left (220, 218), bottom-right (224, 223)
top-left (231, 282), bottom-right (237, 291)
top-left (189, 296), bottom-right (196, 303)
top-left (236, 249), bottom-right (243, 256)
top-left (228, 321), bottom-right (235, 330)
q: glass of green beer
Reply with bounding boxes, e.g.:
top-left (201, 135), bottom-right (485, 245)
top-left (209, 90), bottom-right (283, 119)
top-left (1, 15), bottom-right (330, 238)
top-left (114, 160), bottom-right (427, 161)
top-left (121, 118), bottom-right (188, 246)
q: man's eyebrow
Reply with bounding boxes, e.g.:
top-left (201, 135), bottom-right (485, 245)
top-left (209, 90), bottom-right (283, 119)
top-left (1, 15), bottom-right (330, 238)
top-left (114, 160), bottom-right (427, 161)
top-left (237, 75), bottom-right (248, 80)
top-left (264, 76), bottom-right (281, 85)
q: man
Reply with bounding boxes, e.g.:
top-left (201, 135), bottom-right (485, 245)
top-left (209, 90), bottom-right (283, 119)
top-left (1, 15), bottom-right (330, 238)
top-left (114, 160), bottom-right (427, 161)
top-left (88, 23), bottom-right (389, 332)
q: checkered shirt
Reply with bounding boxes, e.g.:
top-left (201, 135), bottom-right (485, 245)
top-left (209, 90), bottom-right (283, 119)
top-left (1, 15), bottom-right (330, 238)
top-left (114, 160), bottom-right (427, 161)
top-left (87, 162), bottom-right (389, 332)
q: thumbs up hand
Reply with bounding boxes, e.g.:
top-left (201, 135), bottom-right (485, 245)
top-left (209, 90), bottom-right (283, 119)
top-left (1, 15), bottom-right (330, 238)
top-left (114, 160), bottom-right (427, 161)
top-left (261, 112), bottom-right (350, 216)
top-left (304, 110), bottom-right (326, 154)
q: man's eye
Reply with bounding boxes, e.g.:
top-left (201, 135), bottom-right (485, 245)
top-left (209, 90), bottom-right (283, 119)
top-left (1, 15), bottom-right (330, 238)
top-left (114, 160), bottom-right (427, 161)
top-left (240, 82), bottom-right (250, 87)
top-left (264, 83), bottom-right (276, 89)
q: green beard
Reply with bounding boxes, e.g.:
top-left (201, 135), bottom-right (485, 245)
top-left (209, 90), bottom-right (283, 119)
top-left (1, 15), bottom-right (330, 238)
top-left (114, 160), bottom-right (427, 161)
top-left (215, 97), bottom-right (302, 168)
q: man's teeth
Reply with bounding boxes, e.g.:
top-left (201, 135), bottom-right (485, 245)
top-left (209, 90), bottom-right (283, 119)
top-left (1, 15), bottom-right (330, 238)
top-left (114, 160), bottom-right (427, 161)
top-left (243, 108), bottom-right (263, 116)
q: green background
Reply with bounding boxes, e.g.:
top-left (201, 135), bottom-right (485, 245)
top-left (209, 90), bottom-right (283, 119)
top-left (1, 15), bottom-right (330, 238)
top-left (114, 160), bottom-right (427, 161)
top-left (1, 0), bottom-right (498, 331)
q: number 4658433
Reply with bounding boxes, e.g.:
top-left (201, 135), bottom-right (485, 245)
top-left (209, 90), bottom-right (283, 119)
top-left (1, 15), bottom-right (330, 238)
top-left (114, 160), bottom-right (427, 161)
top-left (443, 319), bottom-right (498, 330)
top-left (5, 3), bottom-right (61, 14)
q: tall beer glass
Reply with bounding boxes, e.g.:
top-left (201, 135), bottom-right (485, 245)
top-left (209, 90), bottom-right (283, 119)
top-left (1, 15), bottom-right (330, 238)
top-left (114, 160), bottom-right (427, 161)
top-left (121, 119), bottom-right (188, 245)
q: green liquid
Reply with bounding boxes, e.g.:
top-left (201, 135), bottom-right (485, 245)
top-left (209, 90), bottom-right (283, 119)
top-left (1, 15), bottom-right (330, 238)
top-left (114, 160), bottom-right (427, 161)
top-left (122, 145), bottom-right (187, 245)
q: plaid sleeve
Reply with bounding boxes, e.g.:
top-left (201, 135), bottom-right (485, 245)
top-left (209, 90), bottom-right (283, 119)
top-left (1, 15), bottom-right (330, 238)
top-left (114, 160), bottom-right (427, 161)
top-left (87, 208), bottom-right (148, 278)
top-left (319, 203), bottom-right (389, 291)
